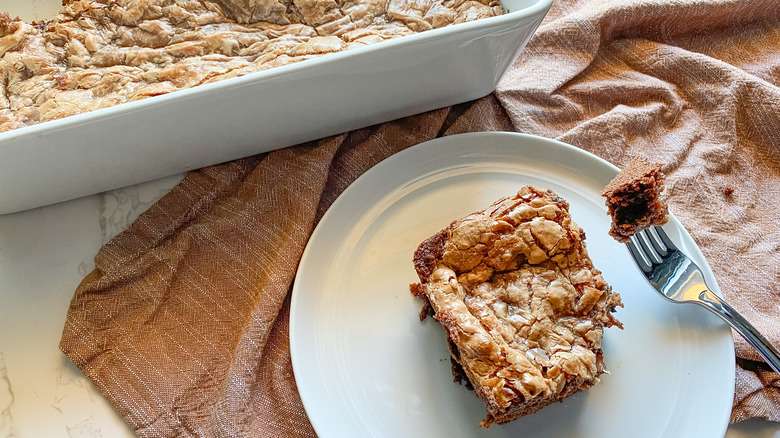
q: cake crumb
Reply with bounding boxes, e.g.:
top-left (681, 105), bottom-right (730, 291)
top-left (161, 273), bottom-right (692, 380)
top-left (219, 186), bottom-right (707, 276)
top-left (601, 157), bottom-right (669, 242)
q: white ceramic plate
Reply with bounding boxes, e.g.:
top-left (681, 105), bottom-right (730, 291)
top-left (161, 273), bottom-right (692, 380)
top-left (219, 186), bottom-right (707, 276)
top-left (290, 132), bottom-right (735, 438)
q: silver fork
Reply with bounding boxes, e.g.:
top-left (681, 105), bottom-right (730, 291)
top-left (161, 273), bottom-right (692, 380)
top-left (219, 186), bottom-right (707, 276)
top-left (627, 225), bottom-right (780, 374)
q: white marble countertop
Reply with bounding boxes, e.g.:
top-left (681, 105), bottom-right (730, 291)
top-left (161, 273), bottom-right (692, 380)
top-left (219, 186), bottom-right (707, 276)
top-left (1, 174), bottom-right (779, 438)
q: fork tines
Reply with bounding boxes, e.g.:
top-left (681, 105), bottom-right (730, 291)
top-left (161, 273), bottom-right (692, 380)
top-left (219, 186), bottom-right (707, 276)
top-left (627, 226), bottom-right (675, 273)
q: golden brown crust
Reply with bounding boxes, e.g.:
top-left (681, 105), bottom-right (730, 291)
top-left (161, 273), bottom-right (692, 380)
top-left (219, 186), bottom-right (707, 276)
top-left (410, 186), bottom-right (622, 427)
top-left (0, 0), bottom-right (504, 132)
top-left (602, 157), bottom-right (670, 242)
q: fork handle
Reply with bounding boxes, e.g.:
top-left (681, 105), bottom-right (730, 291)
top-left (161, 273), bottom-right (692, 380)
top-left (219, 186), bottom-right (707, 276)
top-left (698, 288), bottom-right (780, 374)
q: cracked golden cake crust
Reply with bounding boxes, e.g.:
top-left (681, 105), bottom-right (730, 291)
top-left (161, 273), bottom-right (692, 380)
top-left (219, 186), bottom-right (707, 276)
top-left (0, 0), bottom-right (503, 132)
top-left (601, 157), bottom-right (670, 242)
top-left (410, 186), bottom-right (622, 427)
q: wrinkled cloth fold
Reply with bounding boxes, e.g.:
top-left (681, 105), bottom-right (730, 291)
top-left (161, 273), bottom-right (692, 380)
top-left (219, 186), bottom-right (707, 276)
top-left (60, 0), bottom-right (780, 435)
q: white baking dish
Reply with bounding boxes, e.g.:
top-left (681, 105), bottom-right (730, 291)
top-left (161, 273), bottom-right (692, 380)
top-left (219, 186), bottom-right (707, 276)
top-left (0, 0), bottom-right (552, 214)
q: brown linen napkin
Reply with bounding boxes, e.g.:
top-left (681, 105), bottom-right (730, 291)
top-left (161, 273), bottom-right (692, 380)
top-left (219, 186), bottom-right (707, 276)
top-left (60, 0), bottom-right (780, 435)
top-left (496, 0), bottom-right (780, 423)
top-left (60, 101), bottom-right (512, 437)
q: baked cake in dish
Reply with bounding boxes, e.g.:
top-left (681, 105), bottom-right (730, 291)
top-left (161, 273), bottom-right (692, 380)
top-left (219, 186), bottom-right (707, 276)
top-left (410, 186), bottom-right (622, 427)
top-left (0, 0), bottom-right (503, 133)
top-left (601, 157), bottom-right (669, 242)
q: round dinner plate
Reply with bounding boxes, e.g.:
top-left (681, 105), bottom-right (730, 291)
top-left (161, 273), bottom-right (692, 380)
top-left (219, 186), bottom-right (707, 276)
top-left (289, 132), bottom-right (735, 437)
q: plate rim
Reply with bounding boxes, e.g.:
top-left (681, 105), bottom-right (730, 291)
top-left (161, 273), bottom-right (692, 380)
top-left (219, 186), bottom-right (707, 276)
top-left (290, 131), bottom-right (736, 437)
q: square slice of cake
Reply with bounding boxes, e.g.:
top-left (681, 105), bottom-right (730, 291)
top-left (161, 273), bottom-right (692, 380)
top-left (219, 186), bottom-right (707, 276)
top-left (410, 186), bottom-right (622, 427)
top-left (601, 157), bottom-right (670, 242)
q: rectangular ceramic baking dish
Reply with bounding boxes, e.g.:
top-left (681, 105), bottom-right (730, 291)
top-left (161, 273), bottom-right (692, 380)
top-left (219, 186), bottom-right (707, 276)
top-left (0, 0), bottom-right (552, 214)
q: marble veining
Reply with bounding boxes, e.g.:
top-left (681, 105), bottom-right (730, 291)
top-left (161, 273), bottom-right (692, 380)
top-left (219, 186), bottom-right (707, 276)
top-left (65, 419), bottom-right (102, 438)
top-left (77, 261), bottom-right (92, 279)
top-left (0, 175), bottom-right (185, 438)
top-left (98, 178), bottom-right (181, 245)
top-left (0, 352), bottom-right (15, 438)
top-left (52, 363), bottom-right (98, 414)
top-left (0, 170), bottom-right (776, 437)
